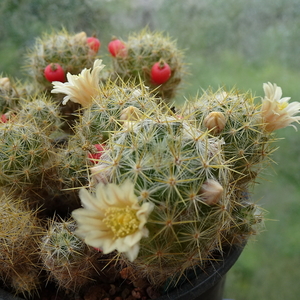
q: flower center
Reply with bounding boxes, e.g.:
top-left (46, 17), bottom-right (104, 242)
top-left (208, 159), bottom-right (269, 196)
top-left (103, 206), bottom-right (140, 238)
top-left (278, 102), bottom-right (288, 110)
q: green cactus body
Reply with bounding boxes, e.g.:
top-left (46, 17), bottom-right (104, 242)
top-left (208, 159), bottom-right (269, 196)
top-left (77, 80), bottom-right (159, 144)
top-left (25, 29), bottom-right (98, 90)
top-left (0, 192), bottom-right (42, 297)
top-left (0, 77), bottom-right (22, 114)
top-left (110, 28), bottom-right (186, 101)
top-left (89, 116), bottom-right (247, 286)
top-left (0, 121), bottom-right (53, 191)
top-left (40, 218), bottom-right (100, 292)
top-left (18, 94), bottom-right (62, 135)
top-left (180, 88), bottom-right (275, 185)
top-left (55, 136), bottom-right (90, 193)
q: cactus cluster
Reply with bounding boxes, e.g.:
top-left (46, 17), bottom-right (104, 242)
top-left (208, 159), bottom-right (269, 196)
top-left (0, 27), bottom-right (299, 299)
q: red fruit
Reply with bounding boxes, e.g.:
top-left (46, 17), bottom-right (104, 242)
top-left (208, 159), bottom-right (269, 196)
top-left (88, 144), bottom-right (105, 164)
top-left (108, 39), bottom-right (126, 57)
top-left (44, 63), bottom-right (65, 82)
top-left (87, 37), bottom-right (101, 53)
top-left (151, 61), bottom-right (171, 85)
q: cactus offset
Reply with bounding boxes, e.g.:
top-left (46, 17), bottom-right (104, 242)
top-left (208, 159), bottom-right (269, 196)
top-left (109, 28), bottom-right (186, 101)
top-left (76, 79), bottom-right (159, 145)
top-left (180, 87), bottom-right (276, 186)
top-left (0, 192), bottom-right (42, 297)
top-left (17, 93), bottom-right (62, 135)
top-left (40, 218), bottom-right (100, 292)
top-left (0, 120), bottom-right (54, 195)
top-left (25, 29), bottom-right (99, 91)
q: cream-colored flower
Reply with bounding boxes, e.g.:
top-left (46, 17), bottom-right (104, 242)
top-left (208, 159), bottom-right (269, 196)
top-left (261, 82), bottom-right (300, 132)
top-left (51, 59), bottom-right (105, 107)
top-left (72, 180), bottom-right (154, 262)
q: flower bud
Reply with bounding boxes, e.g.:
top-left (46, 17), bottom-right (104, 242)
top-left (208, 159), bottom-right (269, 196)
top-left (120, 106), bottom-right (143, 122)
top-left (199, 179), bottom-right (223, 205)
top-left (203, 111), bottom-right (226, 134)
top-left (0, 77), bottom-right (11, 91)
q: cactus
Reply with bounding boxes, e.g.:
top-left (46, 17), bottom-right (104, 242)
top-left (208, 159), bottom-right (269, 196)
top-left (109, 28), bottom-right (186, 102)
top-left (24, 29), bottom-right (99, 91)
top-left (76, 79), bottom-right (160, 145)
top-left (39, 218), bottom-right (101, 292)
top-left (0, 76), bottom-right (34, 115)
top-left (179, 87), bottom-right (276, 186)
top-left (0, 191), bottom-right (42, 297)
top-left (17, 93), bottom-right (63, 135)
top-left (83, 114), bottom-right (262, 287)
top-left (0, 120), bottom-right (54, 195)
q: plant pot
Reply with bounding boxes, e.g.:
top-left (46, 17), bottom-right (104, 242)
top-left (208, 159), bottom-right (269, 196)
top-left (0, 244), bottom-right (244, 300)
top-left (157, 244), bottom-right (244, 300)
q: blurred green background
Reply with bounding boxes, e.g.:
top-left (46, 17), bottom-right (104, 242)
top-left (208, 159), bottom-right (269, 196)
top-left (1, 0), bottom-right (300, 299)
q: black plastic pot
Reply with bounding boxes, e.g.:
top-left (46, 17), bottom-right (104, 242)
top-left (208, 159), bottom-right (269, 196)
top-left (0, 244), bottom-right (244, 300)
top-left (157, 244), bottom-right (244, 300)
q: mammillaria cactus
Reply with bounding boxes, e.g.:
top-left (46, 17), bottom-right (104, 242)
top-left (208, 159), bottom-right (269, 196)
top-left (25, 29), bottom-right (100, 91)
top-left (179, 84), bottom-right (300, 186)
top-left (0, 193), bottom-right (42, 297)
top-left (0, 120), bottom-right (54, 195)
top-left (40, 218), bottom-right (101, 292)
top-left (108, 28), bottom-right (186, 101)
top-left (75, 79), bottom-right (159, 144)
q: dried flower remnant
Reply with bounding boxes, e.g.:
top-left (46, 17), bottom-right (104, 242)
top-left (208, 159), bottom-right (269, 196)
top-left (51, 59), bottom-right (105, 107)
top-left (72, 180), bottom-right (154, 262)
top-left (261, 82), bottom-right (300, 132)
top-left (199, 179), bottom-right (223, 205)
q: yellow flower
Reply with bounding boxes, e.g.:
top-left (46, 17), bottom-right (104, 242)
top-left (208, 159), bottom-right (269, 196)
top-left (72, 180), bottom-right (154, 262)
top-left (51, 59), bottom-right (105, 107)
top-left (261, 82), bottom-right (300, 132)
